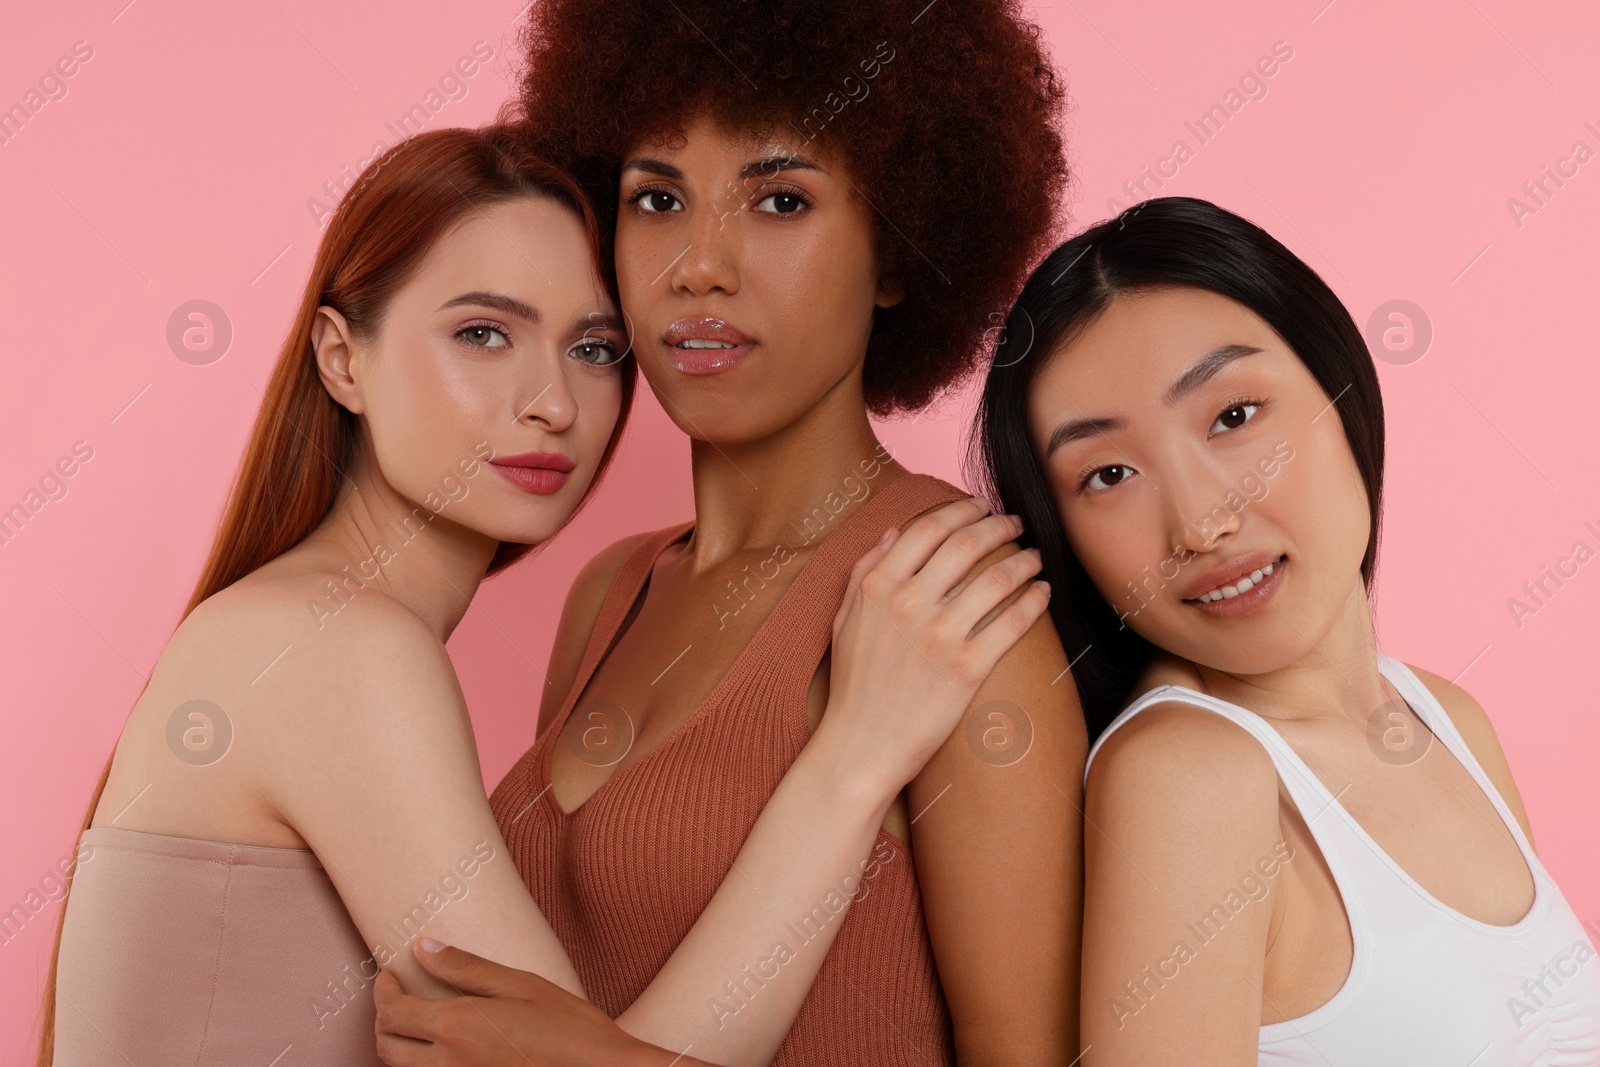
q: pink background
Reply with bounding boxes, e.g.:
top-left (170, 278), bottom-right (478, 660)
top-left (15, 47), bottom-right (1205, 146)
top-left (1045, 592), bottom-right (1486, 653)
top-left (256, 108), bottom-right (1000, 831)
top-left (2, 0), bottom-right (1596, 1056)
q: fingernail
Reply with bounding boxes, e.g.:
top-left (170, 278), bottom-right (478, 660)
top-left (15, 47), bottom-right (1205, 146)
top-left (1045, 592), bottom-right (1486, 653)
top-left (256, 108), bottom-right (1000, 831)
top-left (878, 527), bottom-right (895, 545)
top-left (969, 495), bottom-right (991, 512)
top-left (419, 936), bottom-right (445, 953)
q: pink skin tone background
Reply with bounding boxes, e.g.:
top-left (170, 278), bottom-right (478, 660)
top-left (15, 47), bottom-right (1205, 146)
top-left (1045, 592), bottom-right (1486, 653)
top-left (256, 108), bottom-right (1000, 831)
top-left (1, 0), bottom-right (1596, 1056)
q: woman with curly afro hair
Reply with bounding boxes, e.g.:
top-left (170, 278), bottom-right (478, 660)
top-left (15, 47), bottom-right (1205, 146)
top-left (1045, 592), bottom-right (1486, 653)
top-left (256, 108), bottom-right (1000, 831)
top-left (375, 2), bottom-right (1086, 1064)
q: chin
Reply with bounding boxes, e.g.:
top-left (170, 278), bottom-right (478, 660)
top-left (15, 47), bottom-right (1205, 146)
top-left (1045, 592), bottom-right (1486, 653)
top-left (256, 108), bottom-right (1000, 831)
top-left (662, 399), bottom-right (789, 447)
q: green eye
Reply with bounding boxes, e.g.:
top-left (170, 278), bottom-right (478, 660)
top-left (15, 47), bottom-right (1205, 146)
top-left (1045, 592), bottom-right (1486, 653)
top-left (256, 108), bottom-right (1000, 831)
top-left (571, 340), bottom-right (624, 366)
top-left (457, 325), bottom-right (509, 348)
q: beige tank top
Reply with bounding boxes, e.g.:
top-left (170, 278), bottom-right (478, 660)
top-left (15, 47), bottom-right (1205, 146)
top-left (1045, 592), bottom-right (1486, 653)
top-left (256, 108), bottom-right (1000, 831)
top-left (53, 826), bottom-right (382, 1065)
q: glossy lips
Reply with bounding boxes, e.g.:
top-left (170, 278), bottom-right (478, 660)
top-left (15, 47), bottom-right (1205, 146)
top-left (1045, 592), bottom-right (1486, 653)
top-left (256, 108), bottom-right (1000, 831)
top-left (488, 450), bottom-right (575, 495)
top-left (1181, 551), bottom-right (1289, 619)
top-left (663, 317), bottom-right (755, 375)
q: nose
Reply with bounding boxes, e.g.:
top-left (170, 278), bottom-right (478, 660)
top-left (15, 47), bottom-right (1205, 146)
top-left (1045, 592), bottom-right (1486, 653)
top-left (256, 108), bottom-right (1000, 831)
top-left (1160, 447), bottom-right (1241, 557)
top-left (513, 348), bottom-right (579, 434)
top-left (669, 183), bottom-right (742, 297)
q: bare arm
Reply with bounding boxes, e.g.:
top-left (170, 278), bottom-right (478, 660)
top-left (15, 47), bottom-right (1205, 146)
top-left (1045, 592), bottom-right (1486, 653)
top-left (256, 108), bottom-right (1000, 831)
top-left (251, 595), bottom-right (586, 1001)
top-left (1078, 704), bottom-right (1281, 1066)
top-left (907, 540), bottom-right (1086, 1065)
top-left (370, 498), bottom-right (1052, 1066)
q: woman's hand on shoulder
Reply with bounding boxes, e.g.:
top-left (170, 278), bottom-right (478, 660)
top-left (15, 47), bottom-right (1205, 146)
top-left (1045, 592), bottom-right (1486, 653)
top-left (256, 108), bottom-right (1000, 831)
top-left (1080, 701), bottom-right (1281, 1065)
top-left (818, 495), bottom-right (1051, 792)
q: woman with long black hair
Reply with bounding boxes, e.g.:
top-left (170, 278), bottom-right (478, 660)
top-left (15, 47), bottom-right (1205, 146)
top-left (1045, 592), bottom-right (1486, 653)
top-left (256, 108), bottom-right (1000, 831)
top-left (974, 195), bottom-right (1600, 1064)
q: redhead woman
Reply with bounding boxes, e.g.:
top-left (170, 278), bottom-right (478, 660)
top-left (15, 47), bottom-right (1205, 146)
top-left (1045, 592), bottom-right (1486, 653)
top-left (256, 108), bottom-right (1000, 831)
top-left (975, 196), bottom-right (1600, 1064)
top-left (374, 1), bottom-right (1087, 1064)
top-left (36, 126), bottom-right (1051, 1067)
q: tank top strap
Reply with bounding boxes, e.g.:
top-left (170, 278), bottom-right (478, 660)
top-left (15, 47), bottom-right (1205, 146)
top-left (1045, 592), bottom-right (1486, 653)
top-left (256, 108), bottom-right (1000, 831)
top-left (1086, 683), bottom-right (1344, 827)
top-left (1375, 655), bottom-right (1544, 869)
top-left (759, 473), bottom-right (974, 680)
top-left (1084, 680), bottom-right (1399, 935)
top-left (546, 521), bottom-right (694, 738)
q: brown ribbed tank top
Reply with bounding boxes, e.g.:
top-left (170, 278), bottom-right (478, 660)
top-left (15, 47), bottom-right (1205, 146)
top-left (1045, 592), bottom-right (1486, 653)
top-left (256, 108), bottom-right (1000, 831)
top-left (490, 472), bottom-right (967, 1065)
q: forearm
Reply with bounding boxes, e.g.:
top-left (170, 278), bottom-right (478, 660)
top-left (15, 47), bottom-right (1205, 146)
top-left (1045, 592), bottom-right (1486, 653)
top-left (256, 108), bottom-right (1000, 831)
top-left (616, 723), bottom-right (896, 1066)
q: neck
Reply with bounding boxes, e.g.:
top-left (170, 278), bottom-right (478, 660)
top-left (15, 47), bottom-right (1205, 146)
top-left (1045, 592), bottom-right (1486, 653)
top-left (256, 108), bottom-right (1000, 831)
top-left (680, 377), bottom-right (908, 571)
top-left (1186, 580), bottom-right (1389, 727)
top-left (300, 451), bottom-right (499, 643)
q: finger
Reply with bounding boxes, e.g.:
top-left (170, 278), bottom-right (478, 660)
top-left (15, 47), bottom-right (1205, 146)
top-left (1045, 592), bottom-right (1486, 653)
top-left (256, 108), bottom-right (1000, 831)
top-left (870, 497), bottom-right (993, 581)
top-left (375, 1029), bottom-right (434, 1067)
top-left (910, 512), bottom-right (1028, 600)
top-left (413, 937), bottom-right (529, 999)
top-left (838, 527), bottom-right (899, 625)
top-left (849, 527), bottom-right (899, 596)
top-left (373, 968), bottom-right (444, 1041)
top-left (939, 545), bottom-right (1044, 638)
top-left (960, 579), bottom-right (1052, 674)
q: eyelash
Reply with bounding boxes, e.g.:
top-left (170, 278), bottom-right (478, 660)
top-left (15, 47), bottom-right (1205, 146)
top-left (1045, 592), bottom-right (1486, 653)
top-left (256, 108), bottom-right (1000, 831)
top-left (1209, 394), bottom-right (1268, 435)
top-left (1073, 394), bottom-right (1270, 493)
top-left (455, 322), bottom-right (509, 349)
top-left (623, 181), bottom-right (815, 217)
top-left (454, 322), bottom-right (626, 367)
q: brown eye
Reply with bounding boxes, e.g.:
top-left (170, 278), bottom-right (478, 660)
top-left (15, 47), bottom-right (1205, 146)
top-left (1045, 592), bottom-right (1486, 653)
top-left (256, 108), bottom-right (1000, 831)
top-left (1083, 464), bottom-right (1132, 492)
top-left (755, 191), bottom-right (809, 215)
top-left (631, 188), bottom-right (682, 213)
top-left (1210, 401), bottom-right (1261, 434)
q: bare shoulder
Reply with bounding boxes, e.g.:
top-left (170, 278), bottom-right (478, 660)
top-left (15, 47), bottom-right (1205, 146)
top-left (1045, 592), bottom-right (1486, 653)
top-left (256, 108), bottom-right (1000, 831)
top-left (160, 570), bottom-right (467, 768)
top-left (1087, 698), bottom-right (1278, 815)
top-left (960, 538), bottom-right (1090, 752)
top-left (1079, 699), bottom-right (1286, 1052)
top-left (537, 529), bottom-right (661, 735)
top-left (1404, 661), bottom-right (1536, 847)
top-left (172, 568), bottom-right (453, 690)
top-left (561, 530), bottom-right (659, 628)
top-left (103, 569), bottom-right (468, 844)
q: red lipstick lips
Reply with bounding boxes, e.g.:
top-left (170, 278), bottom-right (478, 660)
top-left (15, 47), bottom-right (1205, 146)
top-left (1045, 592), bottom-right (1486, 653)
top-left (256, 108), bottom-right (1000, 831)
top-left (662, 316), bottom-right (756, 375)
top-left (488, 450), bottom-right (575, 495)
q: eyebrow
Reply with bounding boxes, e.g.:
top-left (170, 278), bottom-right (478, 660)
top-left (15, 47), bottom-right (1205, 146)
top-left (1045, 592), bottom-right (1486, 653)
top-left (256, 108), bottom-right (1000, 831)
top-left (439, 291), bottom-right (624, 333)
top-left (575, 310), bottom-right (627, 333)
top-left (1163, 343), bottom-right (1263, 405)
top-left (1043, 343), bottom-right (1265, 456)
top-left (440, 291), bottom-right (539, 323)
top-left (622, 154), bottom-right (826, 183)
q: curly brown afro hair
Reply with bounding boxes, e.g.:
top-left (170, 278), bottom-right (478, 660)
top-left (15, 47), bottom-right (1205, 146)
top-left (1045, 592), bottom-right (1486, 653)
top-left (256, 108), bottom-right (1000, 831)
top-left (502, 0), bottom-right (1071, 416)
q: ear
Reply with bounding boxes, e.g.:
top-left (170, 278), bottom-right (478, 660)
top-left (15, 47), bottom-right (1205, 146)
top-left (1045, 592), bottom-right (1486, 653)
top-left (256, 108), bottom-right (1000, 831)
top-left (874, 268), bottom-right (906, 310)
top-left (311, 306), bottom-right (365, 415)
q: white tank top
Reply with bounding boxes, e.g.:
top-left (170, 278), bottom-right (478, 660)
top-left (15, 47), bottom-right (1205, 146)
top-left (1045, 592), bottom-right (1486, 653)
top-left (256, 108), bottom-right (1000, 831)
top-left (1084, 654), bottom-right (1600, 1064)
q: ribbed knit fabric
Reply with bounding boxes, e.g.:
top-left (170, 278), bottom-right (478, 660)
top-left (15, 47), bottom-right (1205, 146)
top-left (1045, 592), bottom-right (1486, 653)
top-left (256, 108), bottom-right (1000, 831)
top-left (490, 472), bottom-right (967, 1065)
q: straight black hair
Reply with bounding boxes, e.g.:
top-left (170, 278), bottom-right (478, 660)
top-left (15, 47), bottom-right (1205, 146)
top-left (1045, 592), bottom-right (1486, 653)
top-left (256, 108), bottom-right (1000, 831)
top-left (968, 196), bottom-right (1386, 741)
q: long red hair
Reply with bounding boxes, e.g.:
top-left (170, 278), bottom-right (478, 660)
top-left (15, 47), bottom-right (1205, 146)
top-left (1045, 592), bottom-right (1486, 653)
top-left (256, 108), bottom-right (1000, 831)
top-left (33, 124), bottom-right (634, 1063)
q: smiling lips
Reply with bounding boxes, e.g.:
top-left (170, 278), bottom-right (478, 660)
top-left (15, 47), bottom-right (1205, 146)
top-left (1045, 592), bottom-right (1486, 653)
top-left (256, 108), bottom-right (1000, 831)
top-left (663, 317), bottom-right (756, 375)
top-left (488, 450), bottom-right (575, 495)
top-left (1181, 551), bottom-right (1289, 617)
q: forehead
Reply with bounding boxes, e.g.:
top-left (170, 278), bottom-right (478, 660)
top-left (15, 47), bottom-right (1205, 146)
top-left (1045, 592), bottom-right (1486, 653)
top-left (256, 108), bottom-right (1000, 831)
top-left (399, 198), bottom-right (613, 312)
top-left (1027, 287), bottom-right (1296, 441)
top-left (1051, 287), bottom-right (1279, 380)
top-left (625, 110), bottom-right (847, 171)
